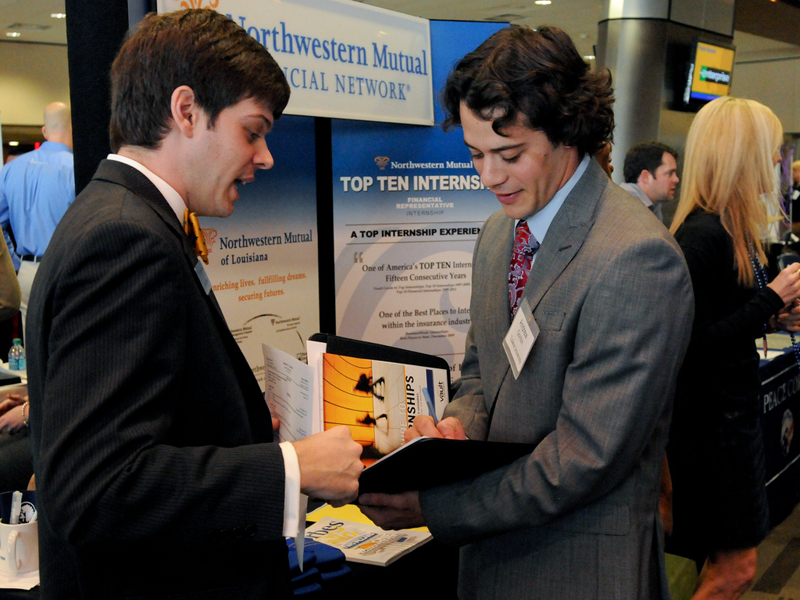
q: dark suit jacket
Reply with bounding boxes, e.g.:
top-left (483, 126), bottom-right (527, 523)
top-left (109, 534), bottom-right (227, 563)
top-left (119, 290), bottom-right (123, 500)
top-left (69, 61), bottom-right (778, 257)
top-left (28, 160), bottom-right (291, 599)
top-left (419, 160), bottom-right (694, 599)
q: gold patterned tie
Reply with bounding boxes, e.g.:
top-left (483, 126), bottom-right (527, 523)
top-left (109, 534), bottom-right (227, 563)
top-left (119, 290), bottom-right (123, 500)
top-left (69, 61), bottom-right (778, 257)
top-left (184, 209), bottom-right (209, 265)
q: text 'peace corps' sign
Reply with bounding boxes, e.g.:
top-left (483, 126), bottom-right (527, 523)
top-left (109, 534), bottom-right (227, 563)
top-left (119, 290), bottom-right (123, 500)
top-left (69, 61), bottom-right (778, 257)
top-left (156, 0), bottom-right (434, 126)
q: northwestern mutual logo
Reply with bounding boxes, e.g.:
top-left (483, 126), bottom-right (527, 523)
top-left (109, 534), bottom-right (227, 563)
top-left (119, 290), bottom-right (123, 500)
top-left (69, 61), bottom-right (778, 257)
top-left (202, 228), bottom-right (218, 255)
top-left (159, 0), bottom-right (433, 124)
top-left (388, 160), bottom-right (475, 170)
top-left (375, 156), bottom-right (390, 170)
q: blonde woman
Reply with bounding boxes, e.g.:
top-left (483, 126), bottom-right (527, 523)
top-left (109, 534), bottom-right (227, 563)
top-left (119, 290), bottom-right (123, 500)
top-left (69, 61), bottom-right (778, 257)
top-left (667, 97), bottom-right (800, 599)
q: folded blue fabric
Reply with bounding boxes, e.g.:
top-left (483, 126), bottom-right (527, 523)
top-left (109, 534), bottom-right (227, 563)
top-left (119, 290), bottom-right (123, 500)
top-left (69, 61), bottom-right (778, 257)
top-left (293, 582), bottom-right (324, 596)
top-left (319, 564), bottom-right (351, 583)
top-left (286, 539), bottom-right (316, 577)
top-left (304, 539), bottom-right (347, 571)
top-left (286, 537), bottom-right (351, 588)
top-left (291, 566), bottom-right (321, 587)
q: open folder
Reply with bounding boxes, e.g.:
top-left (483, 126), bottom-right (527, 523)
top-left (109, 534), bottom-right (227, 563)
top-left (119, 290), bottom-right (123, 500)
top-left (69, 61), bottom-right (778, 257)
top-left (358, 436), bottom-right (534, 494)
top-left (304, 334), bottom-right (534, 494)
top-left (307, 333), bottom-right (452, 462)
top-left (308, 333), bottom-right (451, 377)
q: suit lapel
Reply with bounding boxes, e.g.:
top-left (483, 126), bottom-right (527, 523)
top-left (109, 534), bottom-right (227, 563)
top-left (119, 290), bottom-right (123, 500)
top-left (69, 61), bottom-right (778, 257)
top-left (92, 160), bottom-right (273, 442)
top-left (93, 161), bottom-right (225, 317)
top-left (93, 160), bottom-right (187, 246)
top-left (485, 217), bottom-right (515, 329)
top-left (522, 160), bottom-right (606, 312)
top-left (483, 160), bottom-right (606, 419)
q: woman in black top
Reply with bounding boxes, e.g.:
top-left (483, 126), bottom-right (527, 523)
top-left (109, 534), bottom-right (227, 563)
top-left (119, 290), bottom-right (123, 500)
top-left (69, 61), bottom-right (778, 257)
top-left (668, 96), bottom-right (800, 600)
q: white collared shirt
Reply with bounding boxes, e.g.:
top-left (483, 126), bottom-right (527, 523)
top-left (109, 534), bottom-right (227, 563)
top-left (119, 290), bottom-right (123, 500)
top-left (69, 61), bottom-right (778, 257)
top-left (108, 154), bottom-right (187, 224)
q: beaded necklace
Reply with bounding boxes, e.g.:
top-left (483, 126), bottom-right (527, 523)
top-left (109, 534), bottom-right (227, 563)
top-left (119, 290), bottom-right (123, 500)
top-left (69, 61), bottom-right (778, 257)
top-left (749, 241), bottom-right (800, 369)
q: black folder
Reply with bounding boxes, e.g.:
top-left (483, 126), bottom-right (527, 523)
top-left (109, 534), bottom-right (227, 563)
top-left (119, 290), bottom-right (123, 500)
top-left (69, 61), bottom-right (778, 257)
top-left (358, 436), bottom-right (534, 494)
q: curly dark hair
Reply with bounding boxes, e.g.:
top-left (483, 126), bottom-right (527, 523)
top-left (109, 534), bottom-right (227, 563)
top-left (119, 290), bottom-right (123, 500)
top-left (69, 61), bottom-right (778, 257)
top-left (110, 9), bottom-right (290, 152)
top-left (441, 25), bottom-right (614, 156)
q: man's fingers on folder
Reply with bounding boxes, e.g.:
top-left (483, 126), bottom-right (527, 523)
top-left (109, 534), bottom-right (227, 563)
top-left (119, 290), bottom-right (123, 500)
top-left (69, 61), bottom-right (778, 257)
top-left (405, 416), bottom-right (439, 441)
top-left (293, 426), bottom-right (364, 502)
top-left (357, 491), bottom-right (425, 530)
top-left (405, 416), bottom-right (467, 443)
top-left (437, 417), bottom-right (467, 440)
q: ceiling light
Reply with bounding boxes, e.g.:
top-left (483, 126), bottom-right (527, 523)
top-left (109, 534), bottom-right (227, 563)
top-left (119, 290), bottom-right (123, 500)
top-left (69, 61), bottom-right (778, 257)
top-left (535, 1), bottom-right (552, 4)
top-left (8, 142), bottom-right (19, 147)
top-left (51, 13), bottom-right (67, 19)
top-left (583, 55), bottom-right (596, 60)
top-left (5, 32), bottom-right (21, 38)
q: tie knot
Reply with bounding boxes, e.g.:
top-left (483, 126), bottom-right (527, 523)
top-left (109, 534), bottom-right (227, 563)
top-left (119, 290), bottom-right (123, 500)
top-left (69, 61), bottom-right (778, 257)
top-left (514, 220), bottom-right (539, 256)
top-left (184, 209), bottom-right (209, 265)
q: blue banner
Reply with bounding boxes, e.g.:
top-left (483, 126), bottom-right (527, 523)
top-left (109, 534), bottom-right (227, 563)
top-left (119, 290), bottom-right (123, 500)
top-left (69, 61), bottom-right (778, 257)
top-left (201, 115), bottom-right (319, 385)
top-left (332, 21), bottom-right (505, 376)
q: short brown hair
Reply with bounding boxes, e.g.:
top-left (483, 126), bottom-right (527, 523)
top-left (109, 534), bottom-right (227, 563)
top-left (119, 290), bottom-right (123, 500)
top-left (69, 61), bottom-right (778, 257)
top-left (441, 25), bottom-right (614, 156)
top-left (623, 142), bottom-right (678, 184)
top-left (109, 9), bottom-right (290, 152)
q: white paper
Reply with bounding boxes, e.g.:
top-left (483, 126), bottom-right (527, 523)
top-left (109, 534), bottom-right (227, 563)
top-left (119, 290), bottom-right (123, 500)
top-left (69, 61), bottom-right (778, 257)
top-left (295, 494), bottom-right (309, 572)
top-left (262, 344), bottom-right (314, 443)
top-left (502, 298), bottom-right (539, 379)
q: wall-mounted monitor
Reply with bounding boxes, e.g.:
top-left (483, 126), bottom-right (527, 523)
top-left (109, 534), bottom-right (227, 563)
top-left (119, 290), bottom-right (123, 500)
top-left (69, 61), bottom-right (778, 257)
top-left (682, 38), bottom-right (735, 111)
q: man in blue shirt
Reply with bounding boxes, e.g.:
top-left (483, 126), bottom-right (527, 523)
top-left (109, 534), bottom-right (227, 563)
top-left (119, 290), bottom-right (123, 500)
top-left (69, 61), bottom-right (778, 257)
top-left (0, 102), bottom-right (75, 332)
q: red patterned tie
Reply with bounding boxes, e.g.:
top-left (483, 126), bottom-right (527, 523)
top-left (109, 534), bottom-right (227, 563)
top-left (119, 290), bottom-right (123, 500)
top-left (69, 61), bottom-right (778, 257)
top-left (508, 220), bottom-right (539, 318)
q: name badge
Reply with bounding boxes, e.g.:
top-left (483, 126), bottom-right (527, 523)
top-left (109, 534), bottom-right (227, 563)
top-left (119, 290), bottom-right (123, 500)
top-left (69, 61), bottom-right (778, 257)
top-left (194, 260), bottom-right (212, 295)
top-left (502, 298), bottom-right (539, 379)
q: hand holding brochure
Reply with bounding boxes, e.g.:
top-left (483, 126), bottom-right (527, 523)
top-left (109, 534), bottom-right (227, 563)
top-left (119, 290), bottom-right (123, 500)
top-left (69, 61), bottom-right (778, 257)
top-left (261, 333), bottom-right (535, 495)
top-left (306, 333), bottom-right (452, 465)
top-left (321, 354), bottom-right (448, 464)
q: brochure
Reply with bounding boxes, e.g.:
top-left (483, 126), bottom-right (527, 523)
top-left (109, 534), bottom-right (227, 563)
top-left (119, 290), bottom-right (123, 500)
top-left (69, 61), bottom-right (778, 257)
top-left (305, 517), bottom-right (432, 566)
top-left (262, 344), bottom-right (314, 443)
top-left (264, 334), bottom-right (451, 464)
top-left (321, 354), bottom-right (448, 463)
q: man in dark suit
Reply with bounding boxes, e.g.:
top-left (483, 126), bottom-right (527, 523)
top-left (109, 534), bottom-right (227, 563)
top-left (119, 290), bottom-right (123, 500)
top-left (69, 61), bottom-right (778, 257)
top-left (27, 10), bottom-right (363, 599)
top-left (359, 26), bottom-right (694, 598)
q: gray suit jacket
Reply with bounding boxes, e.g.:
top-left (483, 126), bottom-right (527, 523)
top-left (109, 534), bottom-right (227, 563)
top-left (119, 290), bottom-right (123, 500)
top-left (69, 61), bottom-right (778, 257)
top-left (420, 160), bottom-right (693, 599)
top-left (28, 160), bottom-right (291, 599)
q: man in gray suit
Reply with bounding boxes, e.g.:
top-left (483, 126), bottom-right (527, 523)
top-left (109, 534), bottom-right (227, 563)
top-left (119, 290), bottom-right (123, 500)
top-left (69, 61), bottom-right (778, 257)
top-left (359, 25), bottom-right (694, 599)
top-left (28, 10), bottom-right (362, 599)
top-left (620, 141), bottom-right (680, 223)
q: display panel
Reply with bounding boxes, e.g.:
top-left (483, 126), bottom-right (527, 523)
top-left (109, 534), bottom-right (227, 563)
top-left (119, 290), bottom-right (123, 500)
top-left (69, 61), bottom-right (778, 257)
top-left (683, 39), bottom-right (735, 108)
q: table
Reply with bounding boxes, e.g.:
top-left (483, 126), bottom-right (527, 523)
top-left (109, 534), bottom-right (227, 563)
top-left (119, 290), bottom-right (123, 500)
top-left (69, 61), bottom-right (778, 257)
top-left (759, 335), bottom-right (800, 525)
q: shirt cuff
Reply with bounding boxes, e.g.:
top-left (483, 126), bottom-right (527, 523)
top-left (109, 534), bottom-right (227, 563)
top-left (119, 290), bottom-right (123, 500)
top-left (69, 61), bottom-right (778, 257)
top-left (279, 441), bottom-right (302, 538)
